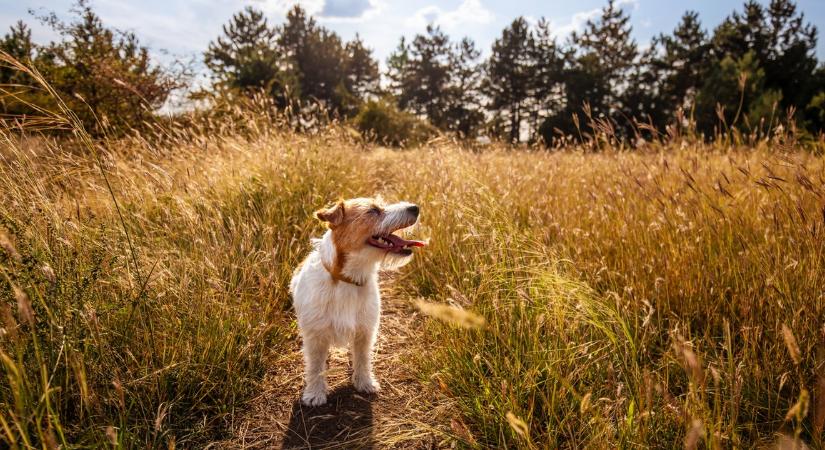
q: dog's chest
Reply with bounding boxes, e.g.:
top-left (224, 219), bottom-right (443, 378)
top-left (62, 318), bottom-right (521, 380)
top-left (292, 260), bottom-right (381, 345)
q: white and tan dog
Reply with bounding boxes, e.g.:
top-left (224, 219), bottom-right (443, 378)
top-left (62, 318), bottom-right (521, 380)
top-left (290, 197), bottom-right (425, 406)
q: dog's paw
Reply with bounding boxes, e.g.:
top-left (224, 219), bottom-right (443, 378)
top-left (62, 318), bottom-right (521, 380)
top-left (301, 390), bottom-right (328, 406)
top-left (352, 375), bottom-right (381, 394)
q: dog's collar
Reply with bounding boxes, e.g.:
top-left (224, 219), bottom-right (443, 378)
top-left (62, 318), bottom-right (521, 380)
top-left (321, 260), bottom-right (364, 287)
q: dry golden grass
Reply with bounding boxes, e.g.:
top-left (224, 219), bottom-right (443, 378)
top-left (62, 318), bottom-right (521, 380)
top-left (1, 53), bottom-right (824, 447)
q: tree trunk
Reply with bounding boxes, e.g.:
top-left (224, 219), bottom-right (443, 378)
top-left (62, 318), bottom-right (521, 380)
top-left (510, 105), bottom-right (519, 144)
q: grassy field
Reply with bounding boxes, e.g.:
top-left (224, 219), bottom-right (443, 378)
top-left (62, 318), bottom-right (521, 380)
top-left (1, 102), bottom-right (824, 448)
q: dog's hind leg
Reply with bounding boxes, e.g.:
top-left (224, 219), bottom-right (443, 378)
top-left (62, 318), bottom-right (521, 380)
top-left (301, 335), bottom-right (330, 406)
top-left (351, 328), bottom-right (380, 394)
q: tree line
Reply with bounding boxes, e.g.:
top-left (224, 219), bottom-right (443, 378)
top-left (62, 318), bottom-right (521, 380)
top-left (1, 0), bottom-right (824, 144)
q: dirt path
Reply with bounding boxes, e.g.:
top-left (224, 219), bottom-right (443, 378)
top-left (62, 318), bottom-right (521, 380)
top-left (224, 282), bottom-right (453, 449)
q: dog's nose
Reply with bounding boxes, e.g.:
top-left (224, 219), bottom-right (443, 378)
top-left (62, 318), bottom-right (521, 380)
top-left (407, 204), bottom-right (420, 217)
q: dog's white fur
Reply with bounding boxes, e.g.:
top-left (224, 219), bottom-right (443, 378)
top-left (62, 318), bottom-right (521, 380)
top-left (290, 199), bottom-right (419, 406)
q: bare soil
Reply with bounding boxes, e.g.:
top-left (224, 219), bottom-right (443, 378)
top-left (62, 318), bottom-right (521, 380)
top-left (223, 283), bottom-right (454, 449)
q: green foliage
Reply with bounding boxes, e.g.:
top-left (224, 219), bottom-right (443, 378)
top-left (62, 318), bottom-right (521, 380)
top-left (344, 36), bottom-right (381, 107)
top-left (203, 7), bottom-right (293, 107)
top-left (353, 100), bottom-right (437, 147)
top-left (6, 0), bottom-right (825, 141)
top-left (695, 51), bottom-right (782, 135)
top-left (698, 0), bottom-right (819, 136)
top-left (204, 5), bottom-right (379, 118)
top-left (444, 38), bottom-right (485, 138)
top-left (0, 1), bottom-right (180, 136)
top-left (541, 0), bottom-right (639, 142)
top-left (0, 21), bottom-right (49, 119)
top-left (388, 26), bottom-right (453, 127)
top-left (485, 18), bottom-right (535, 143)
top-left (805, 91), bottom-right (825, 132)
top-left (388, 26), bottom-right (486, 137)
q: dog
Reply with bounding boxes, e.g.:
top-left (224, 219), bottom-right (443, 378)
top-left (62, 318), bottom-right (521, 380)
top-left (290, 197), bottom-right (426, 406)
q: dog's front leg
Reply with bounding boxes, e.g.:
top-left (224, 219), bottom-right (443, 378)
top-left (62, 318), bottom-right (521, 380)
top-left (301, 336), bottom-right (330, 406)
top-left (351, 328), bottom-right (380, 394)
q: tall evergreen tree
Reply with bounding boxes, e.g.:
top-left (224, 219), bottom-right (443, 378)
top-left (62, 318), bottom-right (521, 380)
top-left (391, 25), bottom-right (453, 127)
top-left (485, 17), bottom-right (534, 143)
top-left (762, 0), bottom-right (818, 116)
top-left (0, 21), bottom-right (38, 116)
top-left (388, 30), bottom-right (484, 136)
top-left (344, 35), bottom-right (380, 101)
top-left (386, 37), bottom-right (411, 101)
top-left (445, 37), bottom-right (484, 137)
top-left (206, 5), bottom-right (379, 116)
top-left (0, 21), bottom-right (34, 64)
top-left (575, 0), bottom-right (638, 120)
top-left (204, 6), bottom-right (290, 103)
top-left (530, 18), bottom-right (565, 143)
top-left (652, 12), bottom-right (710, 119)
top-left (279, 7), bottom-right (344, 110)
top-left (544, 0), bottom-right (639, 139)
top-left (698, 0), bottom-right (818, 134)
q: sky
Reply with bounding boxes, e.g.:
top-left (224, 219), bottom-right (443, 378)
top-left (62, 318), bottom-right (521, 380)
top-left (3, 0), bottom-right (824, 79)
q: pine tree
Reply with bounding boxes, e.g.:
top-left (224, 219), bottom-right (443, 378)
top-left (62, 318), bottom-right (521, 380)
top-left (695, 51), bottom-right (779, 134)
top-left (388, 29), bottom-right (483, 136)
top-left (530, 18), bottom-right (564, 143)
top-left (204, 6), bottom-right (289, 103)
top-left (386, 37), bottom-right (411, 102)
top-left (572, 0), bottom-right (638, 121)
top-left (344, 35), bottom-right (380, 101)
top-left (206, 5), bottom-right (379, 116)
top-left (277, 6), bottom-right (377, 115)
top-left (445, 37), bottom-right (484, 137)
top-left (655, 12), bottom-right (709, 113)
top-left (0, 21), bottom-right (34, 63)
top-left (711, 1), bottom-right (818, 109)
top-left (701, 0), bottom-right (818, 134)
top-left (544, 0), bottom-right (639, 139)
top-left (762, 0), bottom-right (818, 110)
top-left (404, 25), bottom-right (453, 127)
top-left (0, 21), bottom-right (40, 117)
top-left (485, 17), bottom-right (534, 143)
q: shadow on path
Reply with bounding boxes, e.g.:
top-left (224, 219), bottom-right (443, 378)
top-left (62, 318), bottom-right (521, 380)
top-left (281, 385), bottom-right (375, 449)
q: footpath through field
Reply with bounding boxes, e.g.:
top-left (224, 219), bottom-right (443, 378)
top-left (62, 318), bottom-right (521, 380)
top-left (222, 288), bottom-right (452, 449)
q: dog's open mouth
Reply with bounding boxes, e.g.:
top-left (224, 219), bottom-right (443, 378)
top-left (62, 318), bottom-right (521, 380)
top-left (368, 232), bottom-right (426, 256)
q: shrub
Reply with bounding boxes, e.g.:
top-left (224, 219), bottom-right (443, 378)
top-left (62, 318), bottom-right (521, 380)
top-left (0, 2), bottom-right (182, 136)
top-left (353, 100), bottom-right (437, 147)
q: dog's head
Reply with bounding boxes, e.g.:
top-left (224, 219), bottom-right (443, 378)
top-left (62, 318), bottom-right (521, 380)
top-left (315, 197), bottom-right (425, 267)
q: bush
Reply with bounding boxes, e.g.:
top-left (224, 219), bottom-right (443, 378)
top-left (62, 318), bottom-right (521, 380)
top-left (353, 100), bottom-right (437, 147)
top-left (0, 2), bottom-right (182, 136)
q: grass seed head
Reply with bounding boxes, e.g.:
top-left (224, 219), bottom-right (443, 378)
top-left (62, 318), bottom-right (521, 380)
top-left (13, 286), bottom-right (34, 325)
top-left (505, 411), bottom-right (529, 439)
top-left (781, 324), bottom-right (802, 365)
top-left (415, 299), bottom-right (485, 329)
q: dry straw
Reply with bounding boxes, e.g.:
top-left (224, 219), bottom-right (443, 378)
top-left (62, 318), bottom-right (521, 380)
top-left (414, 299), bottom-right (485, 329)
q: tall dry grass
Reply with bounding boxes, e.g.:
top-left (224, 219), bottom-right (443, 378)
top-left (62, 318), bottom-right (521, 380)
top-left (2, 52), bottom-right (825, 447)
top-left (399, 142), bottom-right (825, 448)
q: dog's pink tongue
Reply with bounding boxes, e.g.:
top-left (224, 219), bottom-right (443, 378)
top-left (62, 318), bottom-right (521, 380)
top-left (386, 234), bottom-right (427, 248)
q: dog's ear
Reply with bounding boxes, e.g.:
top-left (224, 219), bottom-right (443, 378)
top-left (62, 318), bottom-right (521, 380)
top-left (315, 201), bottom-right (344, 227)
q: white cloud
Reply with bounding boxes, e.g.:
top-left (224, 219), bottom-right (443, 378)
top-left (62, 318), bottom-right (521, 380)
top-left (407, 0), bottom-right (494, 29)
top-left (249, 0), bottom-right (383, 23)
top-left (549, 8), bottom-right (601, 38)
top-left (254, 0), bottom-right (326, 17)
